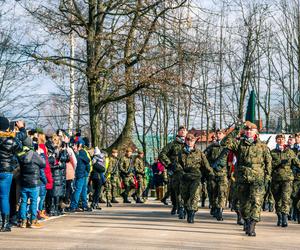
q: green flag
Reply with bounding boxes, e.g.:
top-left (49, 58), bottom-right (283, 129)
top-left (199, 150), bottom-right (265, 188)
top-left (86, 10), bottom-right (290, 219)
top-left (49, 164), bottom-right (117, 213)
top-left (245, 90), bottom-right (256, 123)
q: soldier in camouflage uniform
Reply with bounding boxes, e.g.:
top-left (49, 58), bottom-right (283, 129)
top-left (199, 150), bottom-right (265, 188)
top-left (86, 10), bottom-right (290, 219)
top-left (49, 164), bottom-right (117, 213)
top-left (119, 148), bottom-right (135, 203)
top-left (159, 126), bottom-right (187, 217)
top-left (180, 134), bottom-right (214, 223)
top-left (221, 121), bottom-right (272, 237)
top-left (105, 149), bottom-right (120, 206)
top-left (205, 129), bottom-right (230, 221)
top-left (271, 134), bottom-right (300, 227)
top-left (134, 150), bottom-right (145, 204)
top-left (289, 133), bottom-right (300, 224)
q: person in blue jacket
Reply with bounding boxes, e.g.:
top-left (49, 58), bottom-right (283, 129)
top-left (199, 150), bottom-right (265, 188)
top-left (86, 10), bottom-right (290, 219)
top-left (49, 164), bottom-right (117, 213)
top-left (68, 139), bottom-right (92, 212)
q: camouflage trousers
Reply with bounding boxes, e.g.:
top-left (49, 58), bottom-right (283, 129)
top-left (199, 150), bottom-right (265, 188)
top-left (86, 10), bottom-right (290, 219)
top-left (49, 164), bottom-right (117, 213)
top-left (208, 176), bottom-right (228, 209)
top-left (271, 181), bottom-right (293, 214)
top-left (200, 181), bottom-right (208, 203)
top-left (172, 172), bottom-right (183, 208)
top-left (181, 179), bottom-right (200, 211)
top-left (136, 174), bottom-right (145, 199)
top-left (230, 181), bottom-right (240, 212)
top-left (122, 175), bottom-right (136, 196)
top-left (263, 182), bottom-right (274, 206)
top-left (106, 175), bottom-right (119, 201)
top-left (292, 180), bottom-right (300, 211)
top-left (238, 182), bottom-right (265, 222)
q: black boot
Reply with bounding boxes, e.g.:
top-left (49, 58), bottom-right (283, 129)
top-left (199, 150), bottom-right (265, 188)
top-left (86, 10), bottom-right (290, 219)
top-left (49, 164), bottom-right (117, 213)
top-left (111, 197), bottom-right (119, 203)
top-left (243, 219), bottom-right (250, 234)
top-left (186, 210), bottom-right (191, 223)
top-left (136, 197), bottom-right (144, 204)
top-left (236, 211), bottom-right (243, 225)
top-left (248, 220), bottom-right (256, 237)
top-left (210, 207), bottom-right (215, 216)
top-left (106, 201), bottom-right (112, 207)
top-left (171, 206), bottom-right (177, 215)
top-left (281, 213), bottom-right (288, 227)
top-left (161, 197), bottom-right (168, 206)
top-left (276, 213), bottom-right (282, 226)
top-left (190, 210), bottom-right (195, 223)
top-left (131, 193), bottom-right (137, 202)
top-left (201, 198), bottom-right (205, 208)
top-left (0, 215), bottom-right (11, 232)
top-left (124, 194), bottom-right (131, 204)
top-left (178, 207), bottom-right (186, 219)
top-left (216, 208), bottom-right (223, 221)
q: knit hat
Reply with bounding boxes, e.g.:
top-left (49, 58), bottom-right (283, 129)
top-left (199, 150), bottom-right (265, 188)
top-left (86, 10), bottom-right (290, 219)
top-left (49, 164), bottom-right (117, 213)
top-left (0, 115), bottom-right (9, 131)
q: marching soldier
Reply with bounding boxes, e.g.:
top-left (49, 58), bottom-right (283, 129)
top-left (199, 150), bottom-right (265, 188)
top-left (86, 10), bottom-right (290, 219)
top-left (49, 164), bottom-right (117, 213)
top-left (159, 126), bottom-right (187, 218)
top-left (205, 129), bottom-right (230, 221)
top-left (270, 134), bottom-right (300, 227)
top-left (221, 121), bottom-right (272, 237)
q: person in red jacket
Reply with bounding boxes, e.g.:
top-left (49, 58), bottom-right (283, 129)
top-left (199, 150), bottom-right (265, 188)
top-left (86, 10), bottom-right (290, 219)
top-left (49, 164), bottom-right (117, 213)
top-left (37, 133), bottom-right (53, 220)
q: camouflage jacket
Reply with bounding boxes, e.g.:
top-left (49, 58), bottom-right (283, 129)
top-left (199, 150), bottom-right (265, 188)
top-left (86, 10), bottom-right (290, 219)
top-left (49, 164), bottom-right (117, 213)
top-left (134, 156), bottom-right (145, 176)
top-left (180, 147), bottom-right (214, 181)
top-left (118, 156), bottom-right (134, 177)
top-left (107, 156), bottom-right (119, 177)
top-left (221, 129), bottom-right (272, 184)
top-left (292, 148), bottom-right (300, 180)
top-left (205, 141), bottom-right (229, 177)
top-left (158, 137), bottom-right (185, 173)
top-left (271, 147), bottom-right (300, 182)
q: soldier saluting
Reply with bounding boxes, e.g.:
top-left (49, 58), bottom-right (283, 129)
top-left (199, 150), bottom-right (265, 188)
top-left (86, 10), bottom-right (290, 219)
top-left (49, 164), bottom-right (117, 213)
top-left (221, 121), bottom-right (272, 237)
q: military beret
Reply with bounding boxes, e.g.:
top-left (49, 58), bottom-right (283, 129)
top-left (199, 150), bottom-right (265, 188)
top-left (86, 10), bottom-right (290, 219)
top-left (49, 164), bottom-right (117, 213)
top-left (243, 121), bottom-right (257, 130)
top-left (275, 134), bottom-right (285, 139)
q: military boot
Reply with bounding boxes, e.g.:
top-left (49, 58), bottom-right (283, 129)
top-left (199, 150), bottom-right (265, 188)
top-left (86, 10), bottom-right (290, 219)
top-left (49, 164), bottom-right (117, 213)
top-left (216, 208), bottom-right (223, 221)
top-left (178, 207), bottom-right (186, 219)
top-left (124, 195), bottom-right (132, 204)
top-left (111, 197), bottom-right (119, 204)
top-left (171, 206), bottom-right (177, 215)
top-left (201, 197), bottom-right (205, 208)
top-left (236, 211), bottom-right (243, 225)
top-left (248, 220), bottom-right (256, 237)
top-left (190, 210), bottom-right (195, 223)
top-left (0, 215), bottom-right (11, 232)
top-left (281, 213), bottom-right (288, 227)
top-left (276, 213), bottom-right (282, 226)
top-left (161, 197), bottom-right (168, 206)
top-left (136, 197), bottom-right (144, 204)
top-left (106, 201), bottom-right (112, 207)
top-left (243, 219), bottom-right (250, 234)
top-left (186, 210), bottom-right (191, 223)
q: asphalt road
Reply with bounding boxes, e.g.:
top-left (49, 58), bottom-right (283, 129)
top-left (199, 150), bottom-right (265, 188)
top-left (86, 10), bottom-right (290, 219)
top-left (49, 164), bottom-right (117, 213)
top-left (1, 199), bottom-right (300, 250)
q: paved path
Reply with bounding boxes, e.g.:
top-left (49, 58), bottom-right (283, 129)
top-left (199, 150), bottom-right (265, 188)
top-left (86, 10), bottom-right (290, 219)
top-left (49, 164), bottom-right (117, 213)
top-left (1, 199), bottom-right (300, 249)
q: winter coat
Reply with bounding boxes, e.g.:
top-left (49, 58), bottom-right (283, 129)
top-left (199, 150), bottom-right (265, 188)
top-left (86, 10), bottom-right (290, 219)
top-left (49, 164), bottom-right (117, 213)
top-left (271, 147), bottom-right (300, 182)
top-left (221, 129), bottom-right (272, 184)
top-left (18, 149), bottom-right (46, 188)
top-left (0, 128), bottom-right (26, 173)
top-left (75, 149), bottom-right (90, 179)
top-left (66, 147), bottom-right (77, 180)
top-left (91, 154), bottom-right (106, 182)
top-left (39, 144), bottom-right (53, 190)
